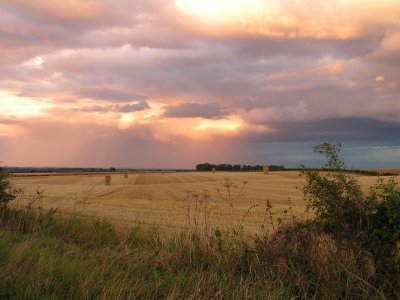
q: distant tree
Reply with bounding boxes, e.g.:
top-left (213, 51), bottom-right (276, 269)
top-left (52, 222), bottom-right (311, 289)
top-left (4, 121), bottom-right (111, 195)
top-left (233, 164), bottom-right (242, 171)
top-left (195, 163), bottom-right (283, 172)
top-left (217, 164), bottom-right (233, 171)
top-left (196, 163), bottom-right (217, 171)
top-left (269, 165), bottom-right (285, 171)
top-left (109, 167), bottom-right (116, 172)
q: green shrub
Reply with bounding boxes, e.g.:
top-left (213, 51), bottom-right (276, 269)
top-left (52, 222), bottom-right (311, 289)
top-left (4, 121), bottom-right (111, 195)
top-left (0, 168), bottom-right (19, 207)
top-left (301, 143), bottom-right (367, 239)
top-left (301, 142), bottom-right (400, 294)
top-left (367, 177), bottom-right (400, 274)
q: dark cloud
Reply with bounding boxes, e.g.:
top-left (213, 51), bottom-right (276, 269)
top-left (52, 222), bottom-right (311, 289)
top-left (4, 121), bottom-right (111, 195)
top-left (0, 0), bottom-right (191, 68)
top-left (258, 117), bottom-right (400, 142)
top-left (163, 102), bottom-right (229, 119)
top-left (72, 100), bottom-right (150, 113)
top-left (115, 101), bottom-right (150, 112)
top-left (71, 105), bottom-right (108, 113)
top-left (75, 88), bottom-right (147, 102)
top-left (222, 37), bottom-right (379, 60)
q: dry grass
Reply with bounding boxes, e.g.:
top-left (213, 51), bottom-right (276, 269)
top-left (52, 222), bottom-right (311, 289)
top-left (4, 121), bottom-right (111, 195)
top-left (0, 205), bottom-right (388, 299)
top-left (0, 210), bottom-right (293, 299)
top-left (10, 171), bottom-right (390, 234)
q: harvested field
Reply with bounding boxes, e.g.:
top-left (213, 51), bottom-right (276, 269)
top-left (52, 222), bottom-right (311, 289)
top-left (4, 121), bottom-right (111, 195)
top-left (10, 171), bottom-right (395, 234)
top-left (366, 168), bottom-right (400, 174)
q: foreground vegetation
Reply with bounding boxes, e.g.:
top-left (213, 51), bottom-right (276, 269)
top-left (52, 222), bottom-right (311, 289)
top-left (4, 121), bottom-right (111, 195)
top-left (1, 143), bottom-right (399, 299)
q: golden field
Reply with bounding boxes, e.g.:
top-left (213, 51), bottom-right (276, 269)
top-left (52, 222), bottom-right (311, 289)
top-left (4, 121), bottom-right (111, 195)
top-left (366, 168), bottom-right (400, 174)
top-left (10, 171), bottom-right (390, 234)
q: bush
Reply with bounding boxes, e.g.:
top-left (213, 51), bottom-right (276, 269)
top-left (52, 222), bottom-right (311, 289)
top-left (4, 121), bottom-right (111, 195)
top-left (0, 168), bottom-right (18, 207)
top-left (301, 142), bottom-right (400, 295)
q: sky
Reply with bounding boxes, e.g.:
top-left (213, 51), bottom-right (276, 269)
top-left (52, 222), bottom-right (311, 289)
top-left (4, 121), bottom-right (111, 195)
top-left (0, 0), bottom-right (399, 168)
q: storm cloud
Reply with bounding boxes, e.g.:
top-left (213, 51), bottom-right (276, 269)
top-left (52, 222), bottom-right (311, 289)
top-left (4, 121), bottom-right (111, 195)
top-left (0, 0), bottom-right (399, 167)
top-left (163, 102), bottom-right (229, 119)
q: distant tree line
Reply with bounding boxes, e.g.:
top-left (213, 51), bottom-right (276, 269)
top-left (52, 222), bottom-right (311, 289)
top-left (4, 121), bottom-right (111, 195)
top-left (5, 167), bottom-right (120, 173)
top-left (195, 163), bottom-right (398, 175)
top-left (195, 163), bottom-right (286, 172)
top-left (343, 169), bottom-right (397, 176)
top-left (5, 167), bottom-right (196, 173)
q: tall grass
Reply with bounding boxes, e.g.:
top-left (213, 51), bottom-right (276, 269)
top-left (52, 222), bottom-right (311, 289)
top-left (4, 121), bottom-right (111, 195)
top-left (0, 207), bottom-right (292, 299)
top-left (0, 202), bottom-right (393, 299)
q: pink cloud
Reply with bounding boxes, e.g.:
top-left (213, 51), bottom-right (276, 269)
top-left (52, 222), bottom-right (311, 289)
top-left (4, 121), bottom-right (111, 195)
top-left (0, 0), bottom-right (399, 167)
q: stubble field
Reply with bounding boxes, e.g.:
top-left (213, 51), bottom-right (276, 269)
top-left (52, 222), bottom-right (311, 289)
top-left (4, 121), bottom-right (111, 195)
top-left (10, 171), bottom-right (386, 234)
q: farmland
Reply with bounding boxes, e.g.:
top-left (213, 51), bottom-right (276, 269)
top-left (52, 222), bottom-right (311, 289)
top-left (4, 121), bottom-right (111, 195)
top-left (3, 166), bottom-right (400, 298)
top-left (10, 171), bottom-right (384, 234)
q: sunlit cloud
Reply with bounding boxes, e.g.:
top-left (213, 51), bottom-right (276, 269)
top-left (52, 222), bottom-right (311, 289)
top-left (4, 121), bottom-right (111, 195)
top-left (118, 113), bottom-right (136, 129)
top-left (0, 91), bottom-right (51, 118)
top-left (175, 0), bottom-right (400, 39)
top-left (195, 119), bottom-right (241, 132)
top-left (0, 0), bottom-right (399, 167)
top-left (307, 61), bottom-right (344, 75)
top-left (175, 0), bottom-right (269, 22)
top-left (23, 56), bottom-right (44, 68)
